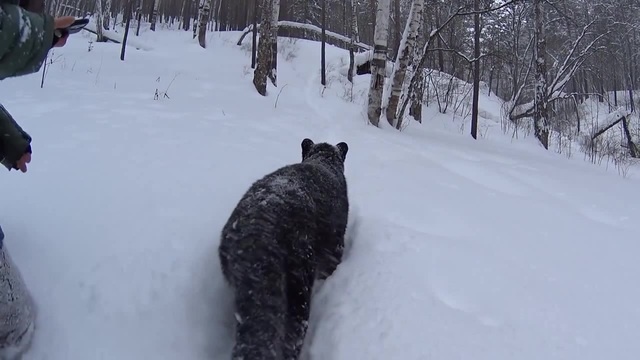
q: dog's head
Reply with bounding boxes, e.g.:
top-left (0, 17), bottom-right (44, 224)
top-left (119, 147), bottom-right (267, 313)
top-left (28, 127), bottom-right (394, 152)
top-left (301, 138), bottom-right (349, 165)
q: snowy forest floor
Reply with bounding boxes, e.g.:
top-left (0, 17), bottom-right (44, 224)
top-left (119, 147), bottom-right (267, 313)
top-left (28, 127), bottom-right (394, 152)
top-left (0, 28), bottom-right (639, 359)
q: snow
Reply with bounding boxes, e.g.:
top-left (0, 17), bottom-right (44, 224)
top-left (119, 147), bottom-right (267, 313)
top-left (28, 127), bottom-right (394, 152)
top-left (1, 27), bottom-right (640, 360)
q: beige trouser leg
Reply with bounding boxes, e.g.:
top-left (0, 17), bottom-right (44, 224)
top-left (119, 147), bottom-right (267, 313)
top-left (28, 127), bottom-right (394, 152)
top-left (0, 227), bottom-right (35, 360)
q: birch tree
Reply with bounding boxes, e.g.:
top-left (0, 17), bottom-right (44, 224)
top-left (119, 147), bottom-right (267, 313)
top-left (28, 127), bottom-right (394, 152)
top-left (197, 0), bottom-right (211, 48)
top-left (253, 0), bottom-right (273, 95)
top-left (103, 0), bottom-right (111, 30)
top-left (150, 0), bottom-right (161, 31)
top-left (385, 0), bottom-right (424, 129)
top-left (347, 0), bottom-right (359, 83)
top-left (268, 0), bottom-right (281, 86)
top-left (366, 0), bottom-right (391, 127)
top-left (409, 7), bottom-right (427, 123)
top-left (507, 5), bottom-right (608, 147)
top-left (532, 0), bottom-right (549, 149)
top-left (94, 0), bottom-right (106, 42)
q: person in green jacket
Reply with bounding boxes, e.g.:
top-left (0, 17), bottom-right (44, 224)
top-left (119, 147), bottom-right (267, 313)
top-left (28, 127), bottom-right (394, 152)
top-left (1, 1), bottom-right (75, 357)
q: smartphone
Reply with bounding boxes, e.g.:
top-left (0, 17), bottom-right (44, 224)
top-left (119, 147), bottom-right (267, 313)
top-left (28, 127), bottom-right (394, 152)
top-left (66, 18), bottom-right (90, 34)
top-left (54, 18), bottom-right (90, 38)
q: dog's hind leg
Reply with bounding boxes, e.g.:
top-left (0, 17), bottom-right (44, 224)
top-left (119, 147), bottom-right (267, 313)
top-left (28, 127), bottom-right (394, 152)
top-left (283, 240), bottom-right (316, 360)
top-left (231, 258), bottom-right (287, 360)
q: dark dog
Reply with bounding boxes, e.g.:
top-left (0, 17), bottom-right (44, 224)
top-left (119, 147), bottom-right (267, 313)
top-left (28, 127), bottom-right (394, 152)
top-left (219, 138), bottom-right (349, 360)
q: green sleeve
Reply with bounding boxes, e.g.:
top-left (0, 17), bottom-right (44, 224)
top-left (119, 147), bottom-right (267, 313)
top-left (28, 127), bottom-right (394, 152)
top-left (0, 2), bottom-right (54, 80)
top-left (0, 103), bottom-right (31, 170)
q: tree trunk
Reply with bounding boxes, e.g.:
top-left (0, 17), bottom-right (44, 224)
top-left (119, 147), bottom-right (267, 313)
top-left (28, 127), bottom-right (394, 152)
top-left (470, 0), bottom-right (480, 139)
top-left (347, 0), bottom-right (358, 83)
top-left (533, 0), bottom-right (549, 149)
top-left (622, 116), bottom-right (638, 158)
top-left (103, 0), bottom-right (111, 30)
top-left (150, 0), bottom-right (160, 31)
top-left (135, 1), bottom-right (142, 36)
top-left (197, 0), bottom-right (211, 47)
top-left (251, 0), bottom-right (258, 68)
top-left (182, 0), bottom-right (192, 31)
top-left (366, 0), bottom-right (391, 127)
top-left (627, 38), bottom-right (635, 113)
top-left (434, 10), bottom-right (444, 72)
top-left (392, 0), bottom-right (401, 60)
top-left (121, 0), bottom-right (133, 61)
top-left (321, 0), bottom-right (326, 86)
top-left (409, 4), bottom-right (426, 123)
top-left (95, 0), bottom-right (107, 42)
top-left (613, 73), bottom-right (618, 107)
top-left (409, 68), bottom-right (424, 122)
top-left (495, 66), bottom-right (500, 99)
top-left (385, 0), bottom-right (423, 129)
top-left (253, 0), bottom-right (272, 96)
top-left (268, 0), bottom-right (280, 86)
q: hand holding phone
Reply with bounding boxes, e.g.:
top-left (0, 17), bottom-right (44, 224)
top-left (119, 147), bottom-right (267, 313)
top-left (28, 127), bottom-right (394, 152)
top-left (53, 17), bottom-right (89, 47)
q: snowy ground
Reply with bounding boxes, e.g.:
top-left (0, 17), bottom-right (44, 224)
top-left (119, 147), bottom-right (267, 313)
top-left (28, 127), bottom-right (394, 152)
top-left (0, 28), bottom-right (639, 359)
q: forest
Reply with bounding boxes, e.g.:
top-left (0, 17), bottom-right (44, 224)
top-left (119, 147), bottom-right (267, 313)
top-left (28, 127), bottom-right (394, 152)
top-left (50, 0), bottom-right (640, 172)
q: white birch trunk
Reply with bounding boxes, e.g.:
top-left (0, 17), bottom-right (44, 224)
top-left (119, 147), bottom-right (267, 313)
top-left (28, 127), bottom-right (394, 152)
top-left (253, 0), bottom-right (273, 96)
top-left (533, 0), bottom-right (549, 149)
top-left (197, 0), bottom-right (210, 48)
top-left (103, 0), bottom-right (112, 30)
top-left (192, 1), bottom-right (199, 39)
top-left (347, 0), bottom-right (359, 83)
top-left (150, 0), bottom-right (161, 31)
top-left (385, 0), bottom-right (423, 129)
top-left (409, 9), bottom-right (427, 123)
top-left (95, 0), bottom-right (106, 42)
top-left (366, 0), bottom-right (391, 127)
top-left (268, 0), bottom-right (281, 86)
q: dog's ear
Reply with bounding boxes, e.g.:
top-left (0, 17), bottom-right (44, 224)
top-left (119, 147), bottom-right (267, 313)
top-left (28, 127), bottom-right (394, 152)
top-left (301, 138), bottom-right (314, 159)
top-left (336, 142), bottom-right (349, 161)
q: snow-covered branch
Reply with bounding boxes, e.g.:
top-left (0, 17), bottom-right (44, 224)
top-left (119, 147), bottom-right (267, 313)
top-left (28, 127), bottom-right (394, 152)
top-left (547, 20), bottom-right (608, 99)
top-left (427, 47), bottom-right (491, 64)
top-left (457, 0), bottom-right (521, 16)
top-left (508, 16), bottom-right (607, 123)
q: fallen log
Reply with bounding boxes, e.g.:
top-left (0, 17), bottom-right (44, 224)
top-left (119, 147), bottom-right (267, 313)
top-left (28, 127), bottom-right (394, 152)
top-left (590, 107), bottom-right (638, 158)
top-left (82, 26), bottom-right (120, 44)
top-left (237, 21), bottom-right (371, 52)
top-left (81, 21), bottom-right (153, 51)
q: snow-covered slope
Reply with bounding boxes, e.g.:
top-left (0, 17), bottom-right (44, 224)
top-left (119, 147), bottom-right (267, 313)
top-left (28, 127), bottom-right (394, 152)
top-left (0, 28), bottom-right (639, 360)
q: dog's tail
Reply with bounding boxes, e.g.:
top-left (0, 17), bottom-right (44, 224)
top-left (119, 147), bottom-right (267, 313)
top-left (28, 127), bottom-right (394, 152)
top-left (220, 228), bottom-right (287, 360)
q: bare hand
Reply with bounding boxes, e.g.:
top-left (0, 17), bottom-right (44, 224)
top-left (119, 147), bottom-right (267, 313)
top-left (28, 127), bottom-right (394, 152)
top-left (53, 16), bottom-right (76, 48)
top-left (16, 153), bottom-right (31, 173)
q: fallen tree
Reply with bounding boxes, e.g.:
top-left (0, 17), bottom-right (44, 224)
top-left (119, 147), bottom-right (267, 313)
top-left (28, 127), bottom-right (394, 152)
top-left (588, 107), bottom-right (638, 158)
top-left (82, 26), bottom-right (119, 44)
top-left (237, 21), bottom-right (372, 52)
top-left (82, 21), bottom-right (153, 51)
